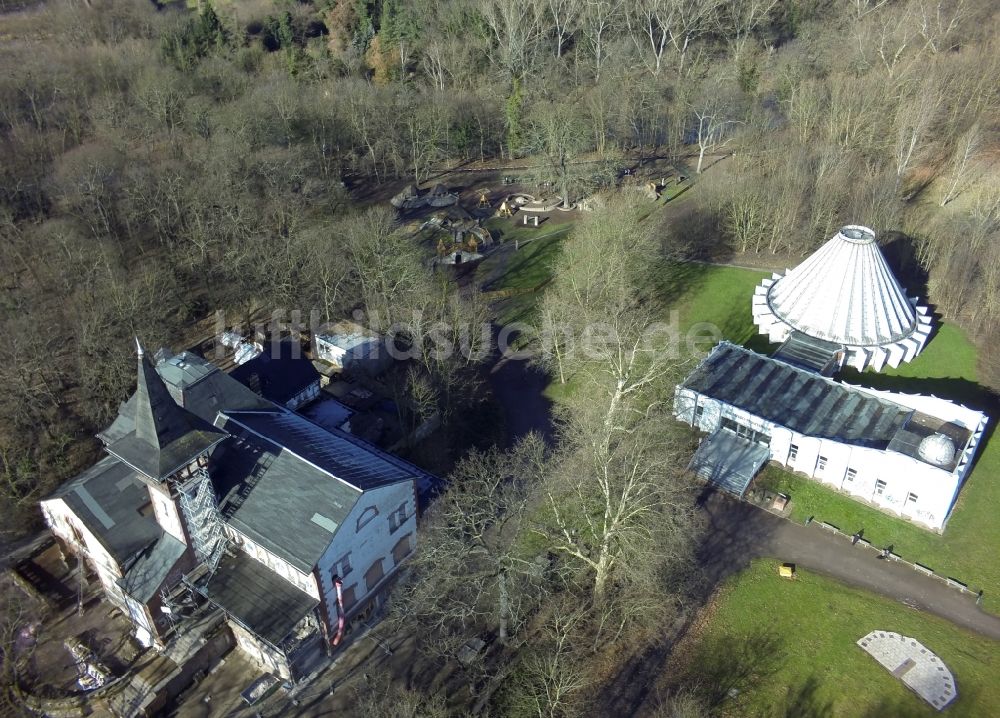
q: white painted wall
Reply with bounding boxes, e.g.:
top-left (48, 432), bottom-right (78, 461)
top-left (223, 527), bottom-right (320, 599)
top-left (40, 498), bottom-right (128, 607)
top-left (314, 480), bottom-right (417, 632)
top-left (286, 381), bottom-right (321, 410)
top-left (148, 482), bottom-right (188, 546)
top-left (675, 387), bottom-right (969, 531)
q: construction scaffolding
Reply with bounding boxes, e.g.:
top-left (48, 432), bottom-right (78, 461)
top-left (175, 468), bottom-right (227, 573)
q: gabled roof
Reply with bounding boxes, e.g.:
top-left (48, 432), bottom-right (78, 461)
top-left (46, 456), bottom-right (160, 565)
top-left (682, 342), bottom-right (911, 446)
top-left (230, 338), bottom-right (320, 406)
top-left (211, 410), bottom-right (420, 573)
top-left (224, 410), bottom-right (416, 490)
top-left (213, 414), bottom-right (363, 573)
top-left (104, 346), bottom-right (226, 481)
top-left (680, 342), bottom-right (976, 469)
top-left (766, 226), bottom-right (918, 347)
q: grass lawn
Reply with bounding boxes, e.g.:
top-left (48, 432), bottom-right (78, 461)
top-left (651, 262), bottom-right (771, 348)
top-left (478, 224), bottom-right (570, 326)
top-left (757, 323), bottom-right (1000, 610)
top-left (676, 559), bottom-right (1000, 717)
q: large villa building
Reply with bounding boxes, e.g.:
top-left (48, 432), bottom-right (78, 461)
top-left (675, 226), bottom-right (988, 531)
top-left (41, 343), bottom-right (432, 680)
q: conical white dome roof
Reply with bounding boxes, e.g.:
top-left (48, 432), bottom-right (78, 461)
top-left (768, 226), bottom-right (915, 346)
top-left (751, 225), bottom-right (933, 372)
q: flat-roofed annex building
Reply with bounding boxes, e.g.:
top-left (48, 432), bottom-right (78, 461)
top-left (675, 342), bottom-right (987, 531)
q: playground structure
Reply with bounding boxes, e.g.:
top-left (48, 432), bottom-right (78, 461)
top-left (391, 182), bottom-right (460, 210)
top-left (493, 193), bottom-right (566, 217)
top-left (423, 211), bottom-right (496, 265)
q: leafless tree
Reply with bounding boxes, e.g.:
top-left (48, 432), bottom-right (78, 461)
top-left (391, 436), bottom-right (549, 652)
top-left (893, 81), bottom-right (941, 192)
top-left (940, 122), bottom-right (982, 206)
top-left (547, 0), bottom-right (583, 59)
top-left (626, 0), bottom-right (720, 77)
top-left (721, 0), bottom-right (777, 60)
top-left (580, 0), bottom-right (624, 81)
top-left (507, 605), bottom-right (589, 718)
top-left (690, 82), bottom-right (743, 173)
top-left (478, 0), bottom-right (545, 81)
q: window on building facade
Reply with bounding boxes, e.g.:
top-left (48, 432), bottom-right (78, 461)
top-left (846, 468), bottom-right (857, 482)
top-left (721, 417), bottom-right (771, 446)
top-left (389, 502), bottom-right (408, 533)
top-left (817, 456), bottom-right (828, 471)
top-left (906, 492), bottom-right (918, 503)
top-left (341, 584), bottom-right (356, 610)
top-left (356, 506), bottom-right (379, 532)
top-left (875, 479), bottom-right (887, 495)
top-left (392, 534), bottom-right (412, 564)
top-left (788, 444), bottom-right (799, 461)
top-left (365, 558), bottom-right (385, 591)
top-left (332, 552), bottom-right (352, 579)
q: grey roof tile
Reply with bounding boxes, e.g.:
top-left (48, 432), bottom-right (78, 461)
top-left (682, 343), bottom-right (911, 447)
top-left (49, 456), bottom-right (160, 565)
top-left (201, 551), bottom-right (318, 646)
top-left (120, 533), bottom-right (187, 603)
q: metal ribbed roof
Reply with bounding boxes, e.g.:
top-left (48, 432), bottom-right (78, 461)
top-left (682, 342), bottom-right (911, 445)
top-left (766, 225), bottom-right (918, 347)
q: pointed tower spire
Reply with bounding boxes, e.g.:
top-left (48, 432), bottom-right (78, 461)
top-left (105, 339), bottom-right (226, 481)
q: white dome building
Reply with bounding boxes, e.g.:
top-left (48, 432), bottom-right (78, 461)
top-left (752, 225), bottom-right (932, 372)
top-left (918, 433), bottom-right (957, 467)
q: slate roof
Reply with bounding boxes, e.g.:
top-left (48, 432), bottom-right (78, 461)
top-left (99, 351), bottom-right (275, 445)
top-left (224, 411), bottom-right (417, 490)
top-left (201, 551), bottom-right (318, 647)
top-left (119, 533), bottom-right (187, 603)
top-left (105, 349), bottom-right (226, 481)
top-left (47, 456), bottom-right (160, 565)
top-left (156, 350), bottom-right (274, 421)
top-left (682, 342), bottom-right (911, 447)
top-left (230, 339), bottom-right (321, 406)
top-left (213, 414), bottom-right (363, 573)
top-left (211, 410), bottom-right (424, 573)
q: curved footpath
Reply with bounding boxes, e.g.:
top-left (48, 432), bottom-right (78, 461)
top-left (697, 490), bottom-right (1000, 641)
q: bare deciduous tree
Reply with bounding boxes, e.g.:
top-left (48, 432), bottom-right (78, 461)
top-left (940, 122), bottom-right (982, 206)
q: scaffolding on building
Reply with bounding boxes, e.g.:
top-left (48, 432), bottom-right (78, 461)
top-left (175, 467), bottom-right (227, 574)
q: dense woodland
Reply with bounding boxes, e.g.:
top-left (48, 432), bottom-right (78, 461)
top-left (1, 0), bottom-right (999, 713)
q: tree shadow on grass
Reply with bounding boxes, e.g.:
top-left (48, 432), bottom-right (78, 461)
top-left (777, 675), bottom-right (834, 718)
top-left (685, 629), bottom-right (785, 710)
top-left (648, 260), bottom-right (713, 306)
